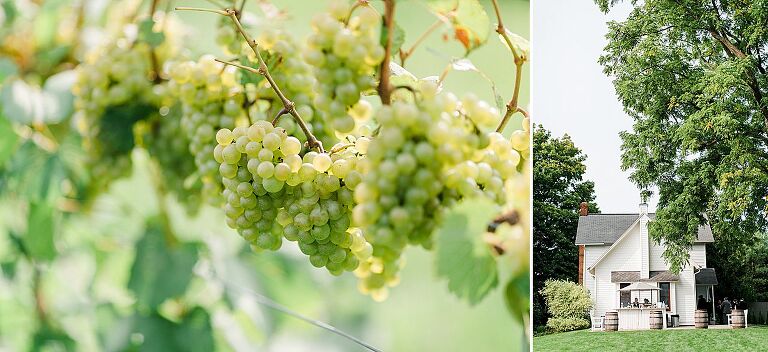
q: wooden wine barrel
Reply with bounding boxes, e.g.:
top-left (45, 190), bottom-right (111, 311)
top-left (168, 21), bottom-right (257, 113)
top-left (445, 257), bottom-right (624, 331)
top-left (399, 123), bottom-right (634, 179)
top-left (695, 309), bottom-right (709, 329)
top-left (605, 311), bottom-right (619, 331)
top-left (732, 309), bottom-right (745, 329)
top-left (650, 310), bottom-right (663, 330)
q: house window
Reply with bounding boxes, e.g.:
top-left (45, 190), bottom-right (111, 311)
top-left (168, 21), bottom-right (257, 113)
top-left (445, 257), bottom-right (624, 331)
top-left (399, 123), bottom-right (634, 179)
top-left (658, 282), bottom-right (671, 311)
top-left (619, 283), bottom-right (631, 307)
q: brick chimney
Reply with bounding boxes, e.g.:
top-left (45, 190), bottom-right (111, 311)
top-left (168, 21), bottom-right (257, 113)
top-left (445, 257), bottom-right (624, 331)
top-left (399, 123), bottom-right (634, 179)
top-left (578, 202), bottom-right (587, 285)
top-left (579, 202), bottom-right (589, 216)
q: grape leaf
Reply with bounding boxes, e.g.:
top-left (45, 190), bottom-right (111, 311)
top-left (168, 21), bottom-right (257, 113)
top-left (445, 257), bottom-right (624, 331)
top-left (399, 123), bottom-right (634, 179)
top-left (448, 58), bottom-right (505, 112)
top-left (128, 222), bottom-right (198, 310)
top-left (132, 309), bottom-right (214, 352)
top-left (0, 117), bottom-right (18, 167)
top-left (435, 197), bottom-right (500, 304)
top-left (26, 201), bottom-right (56, 262)
top-left (0, 57), bottom-right (18, 83)
top-left (3, 141), bottom-right (65, 202)
top-left (504, 273), bottom-right (530, 323)
top-left (0, 70), bottom-right (76, 125)
top-left (138, 18), bottom-right (166, 48)
top-left (499, 28), bottom-right (530, 61)
top-left (427, 0), bottom-right (490, 53)
top-left (380, 21), bottom-right (406, 56)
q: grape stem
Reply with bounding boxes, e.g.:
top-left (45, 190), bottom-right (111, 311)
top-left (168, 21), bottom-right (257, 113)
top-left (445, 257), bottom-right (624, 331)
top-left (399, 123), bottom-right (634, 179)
top-left (271, 106), bottom-right (289, 125)
top-left (344, 0), bottom-right (369, 25)
top-left (491, 0), bottom-right (526, 133)
top-left (377, 0), bottom-right (396, 105)
top-left (398, 19), bottom-right (442, 66)
top-left (176, 6), bottom-right (325, 152)
top-left (148, 0), bottom-right (163, 83)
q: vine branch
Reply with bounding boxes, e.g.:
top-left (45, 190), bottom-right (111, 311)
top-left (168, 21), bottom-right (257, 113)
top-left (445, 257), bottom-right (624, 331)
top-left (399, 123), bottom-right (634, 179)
top-left (399, 19), bottom-right (442, 66)
top-left (491, 0), bottom-right (526, 133)
top-left (177, 6), bottom-right (324, 152)
top-left (148, 0), bottom-right (163, 83)
top-left (377, 0), bottom-right (396, 105)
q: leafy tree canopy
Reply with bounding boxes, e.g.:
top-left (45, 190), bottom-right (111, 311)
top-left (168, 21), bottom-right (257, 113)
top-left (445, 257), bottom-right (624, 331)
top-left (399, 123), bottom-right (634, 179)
top-left (533, 125), bottom-right (598, 326)
top-left (597, 0), bottom-right (768, 272)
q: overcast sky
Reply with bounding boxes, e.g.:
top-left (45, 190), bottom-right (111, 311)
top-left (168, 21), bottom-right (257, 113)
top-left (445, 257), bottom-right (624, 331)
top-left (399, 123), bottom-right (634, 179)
top-left (531, 0), bottom-right (659, 213)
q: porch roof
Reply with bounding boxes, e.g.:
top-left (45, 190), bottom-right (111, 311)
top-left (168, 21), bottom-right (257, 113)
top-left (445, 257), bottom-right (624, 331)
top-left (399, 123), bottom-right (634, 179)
top-left (695, 268), bottom-right (718, 285)
top-left (611, 270), bottom-right (680, 283)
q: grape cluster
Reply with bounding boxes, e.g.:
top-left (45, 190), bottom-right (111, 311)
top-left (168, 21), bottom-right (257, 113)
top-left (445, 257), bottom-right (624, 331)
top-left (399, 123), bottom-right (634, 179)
top-left (73, 17), bottom-right (180, 196)
top-left (305, 1), bottom-right (385, 136)
top-left (351, 86), bottom-right (523, 298)
top-left (167, 56), bottom-right (245, 202)
top-left (144, 107), bottom-right (203, 215)
top-left (253, 28), bottom-right (340, 147)
top-left (213, 121), bottom-right (373, 275)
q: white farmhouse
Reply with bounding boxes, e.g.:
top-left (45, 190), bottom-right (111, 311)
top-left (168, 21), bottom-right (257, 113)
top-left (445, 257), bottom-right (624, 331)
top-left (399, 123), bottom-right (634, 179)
top-left (575, 202), bottom-right (718, 329)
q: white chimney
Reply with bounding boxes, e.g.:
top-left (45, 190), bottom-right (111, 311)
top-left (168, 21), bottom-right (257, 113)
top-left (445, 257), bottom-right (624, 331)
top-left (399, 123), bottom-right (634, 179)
top-left (639, 202), bottom-right (650, 279)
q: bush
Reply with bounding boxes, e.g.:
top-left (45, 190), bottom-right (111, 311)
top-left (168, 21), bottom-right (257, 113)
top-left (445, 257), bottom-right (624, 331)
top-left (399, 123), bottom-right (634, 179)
top-left (546, 317), bottom-right (591, 333)
top-left (540, 279), bottom-right (593, 319)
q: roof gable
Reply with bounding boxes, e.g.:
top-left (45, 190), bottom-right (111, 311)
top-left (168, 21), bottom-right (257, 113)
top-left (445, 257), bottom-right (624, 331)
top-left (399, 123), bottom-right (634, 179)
top-left (575, 213), bottom-right (714, 245)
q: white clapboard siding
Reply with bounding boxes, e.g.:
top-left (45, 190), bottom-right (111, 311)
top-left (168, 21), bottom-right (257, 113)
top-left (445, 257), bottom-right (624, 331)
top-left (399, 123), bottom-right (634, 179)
top-left (649, 239), bottom-right (667, 271)
top-left (676, 267), bottom-right (696, 325)
top-left (690, 244), bottom-right (707, 268)
top-left (590, 223), bottom-right (642, 318)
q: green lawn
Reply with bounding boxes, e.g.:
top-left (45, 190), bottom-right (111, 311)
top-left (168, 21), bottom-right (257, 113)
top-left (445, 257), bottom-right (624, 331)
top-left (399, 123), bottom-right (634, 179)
top-left (534, 326), bottom-right (768, 352)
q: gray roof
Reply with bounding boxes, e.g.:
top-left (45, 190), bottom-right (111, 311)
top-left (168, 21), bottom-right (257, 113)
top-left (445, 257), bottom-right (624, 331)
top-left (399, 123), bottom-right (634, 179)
top-left (575, 213), bottom-right (714, 245)
top-left (611, 270), bottom-right (680, 283)
top-left (695, 268), bottom-right (718, 285)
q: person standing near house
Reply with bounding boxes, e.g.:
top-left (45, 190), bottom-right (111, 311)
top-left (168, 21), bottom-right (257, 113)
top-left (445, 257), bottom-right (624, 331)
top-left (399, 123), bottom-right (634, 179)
top-left (715, 299), bottom-right (723, 324)
top-left (722, 297), bottom-right (732, 324)
top-left (697, 295), bottom-right (707, 310)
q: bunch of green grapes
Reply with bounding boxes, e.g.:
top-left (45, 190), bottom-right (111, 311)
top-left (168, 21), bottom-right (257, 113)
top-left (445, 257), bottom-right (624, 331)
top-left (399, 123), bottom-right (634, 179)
top-left (352, 85), bottom-right (525, 298)
top-left (213, 121), bottom-right (373, 275)
top-left (144, 107), bottom-right (203, 215)
top-left (253, 28), bottom-right (341, 147)
top-left (167, 55), bottom-right (245, 202)
top-left (305, 0), bottom-right (385, 136)
top-left (73, 16), bottom-right (181, 195)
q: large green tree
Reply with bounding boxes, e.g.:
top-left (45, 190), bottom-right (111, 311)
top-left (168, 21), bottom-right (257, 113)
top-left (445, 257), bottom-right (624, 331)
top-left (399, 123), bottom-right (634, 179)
top-left (533, 125), bottom-right (598, 327)
top-left (597, 0), bottom-right (768, 272)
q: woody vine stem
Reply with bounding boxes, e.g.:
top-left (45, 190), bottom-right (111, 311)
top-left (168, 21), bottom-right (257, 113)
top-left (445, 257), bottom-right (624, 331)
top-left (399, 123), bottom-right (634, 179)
top-left (175, 6), bottom-right (325, 153)
top-left (491, 0), bottom-right (528, 133)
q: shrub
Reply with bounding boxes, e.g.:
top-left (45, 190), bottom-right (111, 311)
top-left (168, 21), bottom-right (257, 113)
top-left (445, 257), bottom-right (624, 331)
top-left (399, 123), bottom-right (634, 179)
top-left (540, 279), bottom-right (593, 319)
top-left (546, 317), bottom-right (591, 333)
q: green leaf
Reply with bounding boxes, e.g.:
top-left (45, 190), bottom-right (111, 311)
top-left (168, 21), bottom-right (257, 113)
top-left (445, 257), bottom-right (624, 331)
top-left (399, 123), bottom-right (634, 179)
top-left (138, 19), bottom-right (166, 48)
top-left (0, 71), bottom-right (76, 125)
top-left (504, 273), bottom-right (530, 323)
top-left (0, 57), bottom-right (18, 83)
top-left (1, 1), bottom-right (18, 25)
top-left (0, 117), bottom-right (18, 167)
top-left (448, 58), bottom-right (505, 113)
top-left (499, 28), bottom-right (529, 61)
top-left (133, 309), bottom-right (214, 352)
top-left (3, 141), bottom-right (65, 201)
top-left (26, 201), bottom-right (56, 262)
top-left (380, 21), bottom-right (406, 56)
top-left (435, 197), bottom-right (500, 304)
top-left (32, 323), bottom-right (76, 352)
top-left (427, 0), bottom-right (490, 52)
top-left (128, 222), bottom-right (198, 310)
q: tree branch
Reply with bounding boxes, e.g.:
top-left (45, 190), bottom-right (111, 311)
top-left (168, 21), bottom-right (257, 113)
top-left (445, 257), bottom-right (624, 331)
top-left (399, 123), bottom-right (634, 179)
top-left (377, 0), bottom-right (395, 105)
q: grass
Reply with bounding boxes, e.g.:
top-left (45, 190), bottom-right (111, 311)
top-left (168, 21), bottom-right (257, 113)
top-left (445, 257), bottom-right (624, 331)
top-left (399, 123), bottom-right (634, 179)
top-left (533, 325), bottom-right (768, 352)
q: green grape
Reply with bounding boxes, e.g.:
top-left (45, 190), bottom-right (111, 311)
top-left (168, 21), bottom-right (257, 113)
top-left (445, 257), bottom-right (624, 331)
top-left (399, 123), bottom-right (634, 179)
top-left (167, 55), bottom-right (246, 203)
top-left (73, 14), bottom-right (183, 200)
top-left (306, 1), bottom-right (384, 137)
top-left (351, 85), bottom-right (524, 298)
